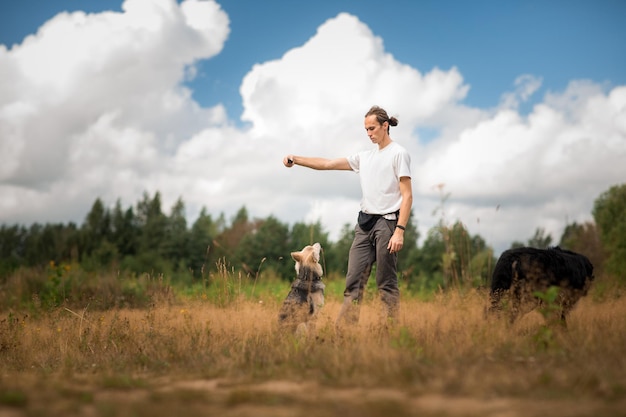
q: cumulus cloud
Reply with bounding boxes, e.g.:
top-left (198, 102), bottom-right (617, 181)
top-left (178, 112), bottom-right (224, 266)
top-left (417, 82), bottom-right (626, 250)
top-left (0, 0), bottom-right (229, 219)
top-left (499, 74), bottom-right (543, 109)
top-left (1, 2), bottom-right (624, 254)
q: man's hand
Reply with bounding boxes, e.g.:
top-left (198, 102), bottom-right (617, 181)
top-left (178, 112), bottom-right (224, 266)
top-left (388, 229), bottom-right (404, 253)
top-left (283, 155), bottom-right (294, 167)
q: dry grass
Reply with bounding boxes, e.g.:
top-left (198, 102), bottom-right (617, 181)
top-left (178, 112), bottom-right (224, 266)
top-left (1, 287), bottom-right (625, 416)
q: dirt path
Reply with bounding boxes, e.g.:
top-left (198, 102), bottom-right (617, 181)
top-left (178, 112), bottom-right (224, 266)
top-left (3, 377), bottom-right (618, 417)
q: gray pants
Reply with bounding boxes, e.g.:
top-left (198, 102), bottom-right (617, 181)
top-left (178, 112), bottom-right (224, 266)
top-left (336, 217), bottom-right (399, 326)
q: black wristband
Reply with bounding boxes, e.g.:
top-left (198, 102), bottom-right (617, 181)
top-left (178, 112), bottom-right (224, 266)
top-left (395, 225), bottom-right (405, 231)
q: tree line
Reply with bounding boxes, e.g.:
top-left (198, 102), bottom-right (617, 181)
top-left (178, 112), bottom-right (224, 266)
top-left (1, 184), bottom-right (624, 288)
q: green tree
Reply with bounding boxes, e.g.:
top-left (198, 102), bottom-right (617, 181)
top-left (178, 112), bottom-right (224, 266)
top-left (0, 225), bottom-right (27, 276)
top-left (22, 223), bottom-right (43, 266)
top-left (131, 191), bottom-right (169, 274)
top-left (512, 227), bottom-right (553, 249)
top-left (111, 199), bottom-right (138, 259)
top-left (412, 225), bottom-right (447, 291)
top-left (290, 221), bottom-right (329, 251)
top-left (188, 207), bottom-right (217, 278)
top-left (165, 197), bottom-right (190, 271)
top-left (527, 227), bottom-right (553, 248)
top-left (326, 223), bottom-right (354, 275)
top-left (559, 221), bottom-right (605, 275)
top-left (211, 206), bottom-right (253, 270)
top-left (397, 210), bottom-right (420, 282)
top-left (413, 220), bottom-right (492, 290)
top-left (440, 221), bottom-right (491, 287)
top-left (81, 198), bottom-right (112, 261)
top-left (56, 222), bottom-right (80, 264)
top-left (417, 225), bottom-right (446, 277)
top-left (593, 183), bottom-right (626, 280)
top-left (235, 215), bottom-right (290, 279)
top-left (20, 223), bottom-right (79, 267)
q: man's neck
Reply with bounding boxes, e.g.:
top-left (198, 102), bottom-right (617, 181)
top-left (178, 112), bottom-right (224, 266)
top-left (378, 136), bottom-right (392, 150)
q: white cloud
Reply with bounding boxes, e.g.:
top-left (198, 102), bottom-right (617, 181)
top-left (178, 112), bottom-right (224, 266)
top-left (417, 82), bottom-right (626, 250)
top-left (0, 0), bottom-right (229, 221)
top-left (1, 3), bottom-right (624, 255)
top-left (240, 13), bottom-right (468, 143)
top-left (499, 74), bottom-right (543, 109)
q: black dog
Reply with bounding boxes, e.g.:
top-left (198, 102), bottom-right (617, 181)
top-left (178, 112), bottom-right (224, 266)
top-left (488, 246), bottom-right (594, 326)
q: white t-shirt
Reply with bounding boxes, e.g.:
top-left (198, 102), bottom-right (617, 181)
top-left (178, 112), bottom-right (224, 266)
top-left (346, 141), bottom-right (412, 215)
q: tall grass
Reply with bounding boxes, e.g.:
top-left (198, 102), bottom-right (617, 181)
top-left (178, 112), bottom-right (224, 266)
top-left (1, 264), bottom-right (625, 416)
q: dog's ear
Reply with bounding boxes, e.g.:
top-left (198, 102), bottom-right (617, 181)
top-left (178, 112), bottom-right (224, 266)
top-left (311, 243), bottom-right (321, 263)
top-left (291, 251), bottom-right (303, 262)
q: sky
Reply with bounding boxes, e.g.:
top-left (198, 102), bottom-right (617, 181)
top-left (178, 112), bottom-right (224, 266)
top-left (1, 0), bottom-right (625, 254)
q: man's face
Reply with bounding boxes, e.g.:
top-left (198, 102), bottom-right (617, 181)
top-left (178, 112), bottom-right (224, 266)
top-left (364, 114), bottom-right (387, 145)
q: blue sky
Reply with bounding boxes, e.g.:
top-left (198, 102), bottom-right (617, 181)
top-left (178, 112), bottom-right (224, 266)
top-left (1, 0), bottom-right (625, 252)
top-left (3, 0), bottom-right (624, 119)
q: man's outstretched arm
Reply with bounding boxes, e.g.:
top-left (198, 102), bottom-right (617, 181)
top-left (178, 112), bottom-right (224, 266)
top-left (283, 155), bottom-right (351, 170)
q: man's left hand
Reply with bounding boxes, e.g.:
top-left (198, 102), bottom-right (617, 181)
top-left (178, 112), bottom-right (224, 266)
top-left (388, 231), bottom-right (404, 253)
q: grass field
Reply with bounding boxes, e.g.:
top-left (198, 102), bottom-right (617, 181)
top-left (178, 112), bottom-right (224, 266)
top-left (1, 275), bottom-right (625, 417)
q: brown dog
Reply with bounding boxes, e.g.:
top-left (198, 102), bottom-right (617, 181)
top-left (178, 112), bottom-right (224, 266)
top-left (278, 243), bottom-right (325, 334)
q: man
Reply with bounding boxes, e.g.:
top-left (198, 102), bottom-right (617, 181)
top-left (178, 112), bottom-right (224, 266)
top-left (283, 105), bottom-right (413, 327)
